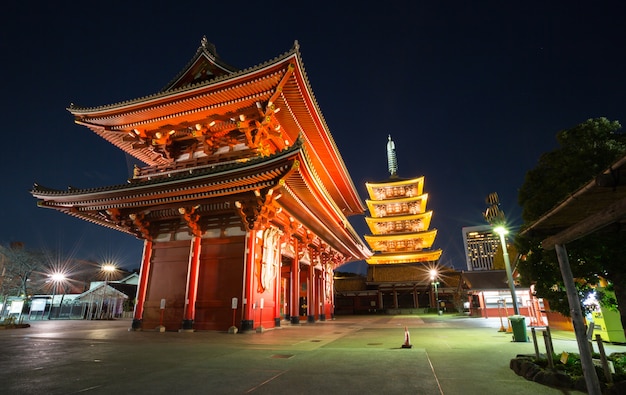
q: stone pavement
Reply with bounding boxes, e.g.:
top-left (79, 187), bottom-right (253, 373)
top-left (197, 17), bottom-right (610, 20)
top-left (1, 314), bottom-right (624, 394)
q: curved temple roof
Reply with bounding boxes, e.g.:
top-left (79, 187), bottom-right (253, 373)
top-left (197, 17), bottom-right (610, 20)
top-left (67, 38), bottom-right (365, 217)
top-left (33, 37), bottom-right (372, 265)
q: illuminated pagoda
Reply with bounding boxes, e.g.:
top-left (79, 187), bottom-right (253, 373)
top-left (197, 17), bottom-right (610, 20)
top-left (364, 136), bottom-right (442, 265)
top-left (361, 136), bottom-right (443, 310)
top-left (31, 37), bottom-right (371, 332)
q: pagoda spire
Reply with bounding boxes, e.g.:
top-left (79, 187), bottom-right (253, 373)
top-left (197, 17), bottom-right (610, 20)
top-left (387, 135), bottom-right (398, 177)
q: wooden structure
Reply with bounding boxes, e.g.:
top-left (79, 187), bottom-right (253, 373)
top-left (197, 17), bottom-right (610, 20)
top-left (358, 135), bottom-right (443, 310)
top-left (363, 136), bottom-right (442, 265)
top-left (459, 270), bottom-right (543, 323)
top-left (31, 37), bottom-right (371, 331)
top-left (520, 153), bottom-right (626, 394)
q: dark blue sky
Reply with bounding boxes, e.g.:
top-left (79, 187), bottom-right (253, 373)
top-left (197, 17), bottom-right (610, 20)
top-left (2, 1), bottom-right (625, 273)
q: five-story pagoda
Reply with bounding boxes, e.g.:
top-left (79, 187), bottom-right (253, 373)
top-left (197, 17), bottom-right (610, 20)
top-left (364, 136), bottom-right (442, 265)
top-left (362, 136), bottom-right (442, 310)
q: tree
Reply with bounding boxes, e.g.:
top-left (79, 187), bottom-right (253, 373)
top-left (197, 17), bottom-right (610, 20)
top-left (0, 243), bottom-right (47, 298)
top-left (516, 118), bottom-right (626, 333)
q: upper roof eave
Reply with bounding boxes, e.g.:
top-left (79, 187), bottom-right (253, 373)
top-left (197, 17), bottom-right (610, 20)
top-left (65, 39), bottom-right (365, 216)
top-left (30, 140), bottom-right (303, 201)
top-left (66, 43), bottom-right (299, 116)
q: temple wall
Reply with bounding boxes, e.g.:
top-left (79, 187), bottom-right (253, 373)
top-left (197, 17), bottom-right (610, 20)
top-left (139, 227), bottom-right (336, 331)
top-left (195, 237), bottom-right (245, 330)
top-left (144, 240), bottom-right (190, 330)
top-left (142, 236), bottom-right (246, 331)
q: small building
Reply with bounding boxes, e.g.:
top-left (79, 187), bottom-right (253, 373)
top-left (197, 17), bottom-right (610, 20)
top-left (75, 283), bottom-right (130, 319)
top-left (334, 266), bottom-right (461, 314)
top-left (459, 270), bottom-right (546, 326)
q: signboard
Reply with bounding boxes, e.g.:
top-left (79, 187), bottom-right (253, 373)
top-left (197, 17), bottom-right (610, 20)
top-left (9, 300), bottom-right (24, 314)
top-left (31, 299), bottom-right (47, 312)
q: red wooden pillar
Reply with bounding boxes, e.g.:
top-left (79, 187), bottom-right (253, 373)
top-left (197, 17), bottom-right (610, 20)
top-left (182, 236), bottom-right (202, 330)
top-left (241, 231), bottom-right (256, 331)
top-left (274, 251), bottom-right (281, 327)
top-left (131, 239), bottom-right (152, 330)
top-left (320, 267), bottom-right (327, 321)
top-left (330, 267), bottom-right (336, 319)
top-left (317, 269), bottom-right (325, 321)
top-left (290, 237), bottom-right (300, 324)
top-left (307, 251), bottom-right (315, 323)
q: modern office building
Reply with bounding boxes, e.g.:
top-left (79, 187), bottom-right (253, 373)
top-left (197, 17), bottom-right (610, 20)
top-left (462, 225), bottom-right (500, 271)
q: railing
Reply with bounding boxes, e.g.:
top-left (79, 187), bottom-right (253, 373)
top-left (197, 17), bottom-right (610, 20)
top-left (132, 149), bottom-right (258, 180)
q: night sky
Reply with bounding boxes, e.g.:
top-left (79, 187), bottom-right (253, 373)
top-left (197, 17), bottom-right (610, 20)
top-left (3, 2), bottom-right (625, 274)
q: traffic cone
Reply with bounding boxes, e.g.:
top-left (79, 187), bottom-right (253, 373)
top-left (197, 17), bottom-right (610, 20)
top-left (401, 326), bottom-right (412, 348)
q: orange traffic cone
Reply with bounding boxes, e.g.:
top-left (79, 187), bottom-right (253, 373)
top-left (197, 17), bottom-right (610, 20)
top-left (402, 326), bottom-right (412, 348)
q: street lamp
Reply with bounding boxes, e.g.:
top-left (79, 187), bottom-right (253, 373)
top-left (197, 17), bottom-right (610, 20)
top-left (101, 263), bottom-right (117, 319)
top-left (493, 226), bottom-right (520, 316)
top-left (47, 273), bottom-right (66, 320)
top-left (484, 192), bottom-right (520, 316)
top-left (430, 269), bottom-right (440, 314)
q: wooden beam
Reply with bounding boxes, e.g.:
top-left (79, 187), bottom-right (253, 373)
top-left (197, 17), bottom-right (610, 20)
top-left (542, 195), bottom-right (626, 249)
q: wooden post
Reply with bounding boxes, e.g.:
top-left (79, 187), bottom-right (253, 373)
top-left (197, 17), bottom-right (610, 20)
top-left (554, 244), bottom-right (601, 395)
top-left (182, 236), bottom-right (202, 330)
top-left (132, 239), bottom-right (153, 330)
top-left (543, 331), bottom-right (554, 369)
top-left (531, 328), bottom-right (540, 359)
top-left (291, 238), bottom-right (300, 324)
top-left (242, 231), bottom-right (256, 331)
top-left (595, 334), bottom-right (613, 384)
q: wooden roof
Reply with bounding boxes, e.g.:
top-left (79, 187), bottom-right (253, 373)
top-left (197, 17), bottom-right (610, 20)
top-left (364, 229), bottom-right (438, 250)
top-left (365, 194), bottom-right (429, 218)
top-left (365, 249), bottom-right (442, 265)
top-left (366, 264), bottom-right (458, 287)
top-left (67, 38), bottom-right (365, 217)
top-left (31, 141), bottom-right (371, 264)
top-left (365, 177), bottom-right (424, 200)
top-left (521, 154), bottom-right (626, 248)
top-left (365, 211), bottom-right (434, 234)
top-left (363, 173), bottom-right (441, 265)
top-left (460, 270), bottom-right (524, 291)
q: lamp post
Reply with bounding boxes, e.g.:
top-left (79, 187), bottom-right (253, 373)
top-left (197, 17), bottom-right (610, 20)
top-left (101, 263), bottom-right (117, 319)
top-left (430, 269), bottom-right (440, 314)
top-left (484, 192), bottom-right (520, 316)
top-left (47, 273), bottom-right (65, 320)
top-left (493, 226), bottom-right (520, 315)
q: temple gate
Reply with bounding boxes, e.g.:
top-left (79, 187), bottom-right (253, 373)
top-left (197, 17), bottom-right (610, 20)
top-left (31, 37), bottom-right (371, 331)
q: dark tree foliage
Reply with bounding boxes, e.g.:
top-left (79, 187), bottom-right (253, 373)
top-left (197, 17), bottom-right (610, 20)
top-left (516, 118), bottom-right (626, 329)
top-left (519, 118), bottom-right (625, 223)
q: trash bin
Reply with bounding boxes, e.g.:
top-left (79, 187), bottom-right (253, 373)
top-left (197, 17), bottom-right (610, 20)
top-left (508, 315), bottom-right (528, 342)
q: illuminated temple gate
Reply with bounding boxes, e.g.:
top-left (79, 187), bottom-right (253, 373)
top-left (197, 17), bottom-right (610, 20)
top-left (31, 37), bottom-right (371, 331)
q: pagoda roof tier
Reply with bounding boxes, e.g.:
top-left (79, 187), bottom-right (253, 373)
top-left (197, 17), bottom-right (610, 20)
top-left (67, 38), bottom-right (365, 217)
top-left (365, 211), bottom-right (433, 235)
top-left (365, 177), bottom-right (424, 201)
top-left (364, 229), bottom-right (438, 252)
top-left (31, 141), bottom-right (371, 265)
top-left (366, 249), bottom-right (442, 265)
top-left (365, 194), bottom-right (428, 218)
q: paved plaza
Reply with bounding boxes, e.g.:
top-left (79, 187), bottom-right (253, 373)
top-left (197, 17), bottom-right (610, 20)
top-left (1, 314), bottom-right (624, 394)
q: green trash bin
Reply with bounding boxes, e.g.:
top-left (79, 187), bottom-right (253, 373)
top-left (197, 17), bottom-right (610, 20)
top-left (508, 315), bottom-right (528, 342)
